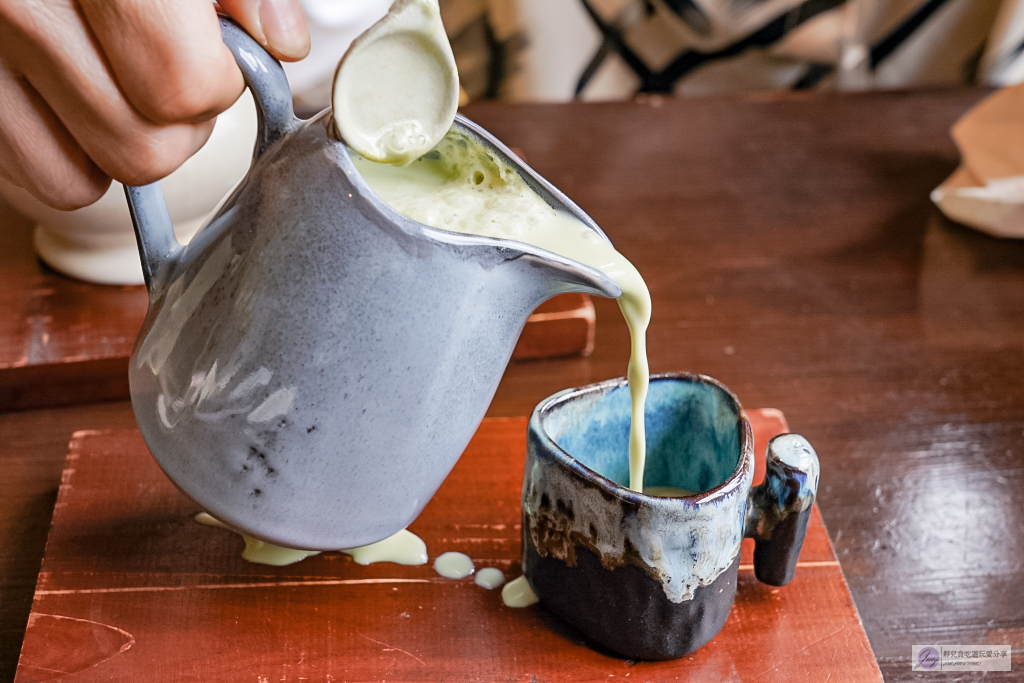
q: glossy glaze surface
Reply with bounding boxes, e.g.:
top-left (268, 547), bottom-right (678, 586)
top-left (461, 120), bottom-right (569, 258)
top-left (129, 112), bottom-right (619, 550)
top-left (466, 91), bottom-right (1022, 680)
top-left (525, 374), bottom-right (755, 603)
top-left (124, 21), bottom-right (619, 550)
top-left (2, 89), bottom-right (1021, 681)
top-left (14, 418), bottom-right (880, 682)
top-left (523, 373), bottom-right (818, 658)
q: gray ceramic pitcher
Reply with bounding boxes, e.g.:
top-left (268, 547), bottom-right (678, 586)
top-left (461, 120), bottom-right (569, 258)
top-left (124, 18), bottom-right (621, 551)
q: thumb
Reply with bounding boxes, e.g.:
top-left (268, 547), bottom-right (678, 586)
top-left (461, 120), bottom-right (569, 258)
top-left (217, 0), bottom-right (310, 61)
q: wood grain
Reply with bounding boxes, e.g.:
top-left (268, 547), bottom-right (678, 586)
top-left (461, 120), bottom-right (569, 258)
top-left (512, 293), bottom-right (595, 360)
top-left (15, 415), bottom-right (880, 682)
top-left (4, 89), bottom-right (1023, 682)
top-left (0, 402), bottom-right (138, 682)
top-left (461, 90), bottom-right (1023, 681)
top-left (0, 202), bottom-right (596, 409)
top-left (0, 207), bottom-right (146, 411)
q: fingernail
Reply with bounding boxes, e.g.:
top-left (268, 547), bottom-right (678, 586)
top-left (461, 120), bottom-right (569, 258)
top-left (259, 0), bottom-right (310, 59)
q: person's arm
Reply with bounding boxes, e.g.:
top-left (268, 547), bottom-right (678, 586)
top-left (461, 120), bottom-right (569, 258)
top-left (0, 0), bottom-right (309, 210)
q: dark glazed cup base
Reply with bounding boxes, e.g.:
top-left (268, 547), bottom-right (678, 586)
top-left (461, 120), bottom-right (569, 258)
top-left (522, 375), bottom-right (819, 661)
top-left (523, 527), bottom-right (740, 660)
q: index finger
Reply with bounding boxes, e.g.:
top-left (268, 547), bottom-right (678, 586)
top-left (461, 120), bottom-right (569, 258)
top-left (77, 0), bottom-right (244, 125)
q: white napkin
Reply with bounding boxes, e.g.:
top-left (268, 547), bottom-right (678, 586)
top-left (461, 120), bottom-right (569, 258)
top-left (932, 84), bottom-right (1024, 239)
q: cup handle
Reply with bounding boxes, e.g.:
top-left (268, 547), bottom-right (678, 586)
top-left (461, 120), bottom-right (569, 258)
top-left (744, 433), bottom-right (820, 586)
top-left (124, 16), bottom-right (298, 295)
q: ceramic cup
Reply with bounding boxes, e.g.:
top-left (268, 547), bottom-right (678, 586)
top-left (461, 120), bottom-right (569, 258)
top-left (522, 372), bottom-right (820, 660)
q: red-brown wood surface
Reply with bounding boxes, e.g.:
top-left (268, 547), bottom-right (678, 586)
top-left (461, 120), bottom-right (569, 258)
top-left (16, 413), bottom-right (880, 682)
top-left (513, 293), bottom-right (596, 360)
top-left (0, 209), bottom-right (146, 411)
top-left (0, 199), bottom-right (594, 409)
top-left (6, 89), bottom-right (1024, 682)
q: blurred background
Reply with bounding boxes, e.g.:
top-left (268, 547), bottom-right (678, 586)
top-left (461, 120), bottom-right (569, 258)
top-left (287, 0), bottom-right (1024, 114)
top-left (9, 0), bottom-right (1022, 286)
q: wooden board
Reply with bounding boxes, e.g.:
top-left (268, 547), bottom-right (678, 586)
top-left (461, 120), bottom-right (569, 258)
top-left (0, 197), bottom-right (594, 411)
top-left (16, 411), bottom-right (880, 682)
top-left (4, 91), bottom-right (1016, 683)
top-left (0, 207), bottom-right (146, 412)
top-left (512, 293), bottom-right (595, 360)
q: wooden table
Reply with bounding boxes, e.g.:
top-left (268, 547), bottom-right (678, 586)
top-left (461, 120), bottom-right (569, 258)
top-left (3, 88), bottom-right (1022, 682)
top-left (16, 416), bottom-right (879, 682)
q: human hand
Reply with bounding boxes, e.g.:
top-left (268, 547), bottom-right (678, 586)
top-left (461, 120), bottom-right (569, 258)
top-left (0, 0), bottom-right (309, 210)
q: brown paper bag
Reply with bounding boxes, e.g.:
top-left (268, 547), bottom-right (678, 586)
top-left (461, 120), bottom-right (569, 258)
top-left (932, 84), bottom-right (1024, 238)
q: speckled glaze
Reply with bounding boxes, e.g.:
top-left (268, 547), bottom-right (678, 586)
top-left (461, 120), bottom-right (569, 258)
top-left (124, 18), bottom-right (620, 550)
top-left (523, 373), bottom-right (819, 659)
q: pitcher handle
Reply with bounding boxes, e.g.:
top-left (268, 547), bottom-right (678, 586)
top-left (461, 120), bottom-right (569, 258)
top-left (744, 433), bottom-right (820, 586)
top-left (125, 15), bottom-right (298, 294)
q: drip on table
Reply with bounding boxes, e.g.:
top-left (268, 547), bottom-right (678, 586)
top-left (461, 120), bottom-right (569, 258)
top-left (195, 512), bottom-right (427, 567)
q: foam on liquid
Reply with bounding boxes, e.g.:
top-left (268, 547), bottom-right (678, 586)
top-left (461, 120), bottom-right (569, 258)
top-left (193, 3), bottom-right (649, 578)
top-left (352, 131), bottom-right (652, 492)
top-left (194, 130), bottom-right (650, 577)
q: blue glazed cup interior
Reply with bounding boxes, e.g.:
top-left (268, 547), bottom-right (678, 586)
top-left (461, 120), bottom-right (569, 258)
top-left (540, 374), bottom-right (743, 495)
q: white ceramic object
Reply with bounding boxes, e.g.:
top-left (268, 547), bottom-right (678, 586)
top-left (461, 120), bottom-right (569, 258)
top-left (931, 168), bottom-right (1024, 239)
top-left (0, 90), bottom-right (257, 285)
top-left (283, 0), bottom-right (392, 113)
top-left (332, 0), bottom-right (459, 165)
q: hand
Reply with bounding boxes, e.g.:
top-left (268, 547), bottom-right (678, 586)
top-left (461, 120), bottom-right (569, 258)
top-left (0, 0), bottom-right (309, 210)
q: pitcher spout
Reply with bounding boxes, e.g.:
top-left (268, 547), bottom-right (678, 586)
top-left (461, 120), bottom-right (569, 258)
top-left (448, 116), bottom-right (625, 302)
top-left (519, 249), bottom-right (622, 300)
